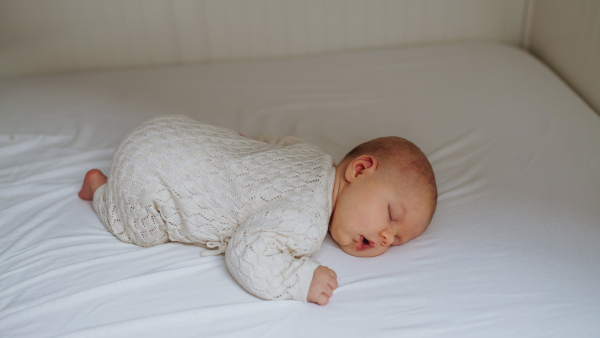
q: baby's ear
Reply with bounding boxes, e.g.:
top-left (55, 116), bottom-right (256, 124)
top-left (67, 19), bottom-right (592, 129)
top-left (345, 155), bottom-right (377, 182)
top-left (391, 236), bottom-right (403, 246)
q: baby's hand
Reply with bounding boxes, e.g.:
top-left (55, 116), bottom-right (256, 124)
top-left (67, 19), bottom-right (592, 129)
top-left (307, 265), bottom-right (338, 305)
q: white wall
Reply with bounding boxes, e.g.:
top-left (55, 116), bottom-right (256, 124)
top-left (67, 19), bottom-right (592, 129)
top-left (0, 0), bottom-right (527, 77)
top-left (527, 0), bottom-right (600, 115)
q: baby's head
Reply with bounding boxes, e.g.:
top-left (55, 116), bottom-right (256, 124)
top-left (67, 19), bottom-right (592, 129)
top-left (329, 137), bottom-right (437, 257)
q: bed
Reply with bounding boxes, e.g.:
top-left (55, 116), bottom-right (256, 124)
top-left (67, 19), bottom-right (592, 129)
top-left (1, 42), bottom-right (599, 337)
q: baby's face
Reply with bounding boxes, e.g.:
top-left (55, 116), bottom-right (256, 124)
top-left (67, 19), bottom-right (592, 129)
top-left (329, 167), bottom-right (432, 257)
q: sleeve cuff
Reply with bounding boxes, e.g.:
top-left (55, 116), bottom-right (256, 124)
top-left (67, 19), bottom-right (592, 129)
top-left (292, 258), bottom-right (321, 302)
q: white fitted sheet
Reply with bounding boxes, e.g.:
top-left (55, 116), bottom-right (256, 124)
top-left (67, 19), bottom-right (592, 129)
top-left (1, 42), bottom-right (599, 338)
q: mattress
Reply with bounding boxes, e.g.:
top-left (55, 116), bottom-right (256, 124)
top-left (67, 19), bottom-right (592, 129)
top-left (1, 42), bottom-right (599, 337)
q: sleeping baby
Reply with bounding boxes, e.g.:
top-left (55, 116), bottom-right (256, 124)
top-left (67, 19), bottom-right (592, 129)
top-left (78, 115), bottom-right (437, 305)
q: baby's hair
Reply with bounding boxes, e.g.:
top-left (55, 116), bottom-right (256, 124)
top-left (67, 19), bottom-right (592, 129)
top-left (341, 136), bottom-right (438, 217)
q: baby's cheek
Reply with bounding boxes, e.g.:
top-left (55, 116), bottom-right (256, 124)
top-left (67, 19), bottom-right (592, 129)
top-left (333, 228), bottom-right (351, 245)
top-left (377, 245), bottom-right (392, 256)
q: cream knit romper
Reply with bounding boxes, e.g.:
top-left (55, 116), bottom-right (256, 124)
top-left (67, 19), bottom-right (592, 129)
top-left (93, 115), bottom-right (335, 301)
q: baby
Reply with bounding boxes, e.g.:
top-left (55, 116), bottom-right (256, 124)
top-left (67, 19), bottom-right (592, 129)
top-left (79, 115), bottom-right (437, 305)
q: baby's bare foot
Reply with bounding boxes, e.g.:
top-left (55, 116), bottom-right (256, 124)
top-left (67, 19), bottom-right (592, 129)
top-left (78, 169), bottom-right (107, 200)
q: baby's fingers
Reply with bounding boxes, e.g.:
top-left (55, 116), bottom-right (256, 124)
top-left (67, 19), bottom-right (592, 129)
top-left (323, 285), bottom-right (333, 298)
top-left (328, 276), bottom-right (338, 290)
top-left (316, 292), bottom-right (330, 305)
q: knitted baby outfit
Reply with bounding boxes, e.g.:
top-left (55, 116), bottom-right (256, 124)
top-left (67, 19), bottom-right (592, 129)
top-left (93, 115), bottom-right (335, 302)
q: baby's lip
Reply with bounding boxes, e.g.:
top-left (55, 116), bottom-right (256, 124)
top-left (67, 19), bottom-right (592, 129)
top-left (356, 235), bottom-right (374, 251)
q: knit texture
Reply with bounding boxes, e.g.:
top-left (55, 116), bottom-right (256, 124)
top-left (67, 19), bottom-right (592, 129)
top-left (93, 115), bottom-right (335, 301)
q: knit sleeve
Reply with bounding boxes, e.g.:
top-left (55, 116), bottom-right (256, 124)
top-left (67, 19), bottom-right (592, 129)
top-left (224, 207), bottom-right (324, 302)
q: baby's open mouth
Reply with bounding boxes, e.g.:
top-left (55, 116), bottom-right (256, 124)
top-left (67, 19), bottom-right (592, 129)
top-left (356, 235), bottom-right (374, 251)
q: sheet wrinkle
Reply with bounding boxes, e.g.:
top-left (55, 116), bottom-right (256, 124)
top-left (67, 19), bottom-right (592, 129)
top-left (0, 265), bottom-right (218, 321)
top-left (1, 246), bottom-right (222, 303)
top-left (428, 131), bottom-right (492, 199)
top-left (0, 133), bottom-right (74, 154)
top-left (55, 302), bottom-right (295, 338)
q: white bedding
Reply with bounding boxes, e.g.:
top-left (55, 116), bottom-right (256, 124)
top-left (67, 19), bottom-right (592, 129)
top-left (1, 42), bottom-right (599, 337)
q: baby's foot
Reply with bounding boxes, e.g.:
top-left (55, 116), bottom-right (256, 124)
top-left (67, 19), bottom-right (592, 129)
top-left (78, 169), bottom-right (107, 200)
